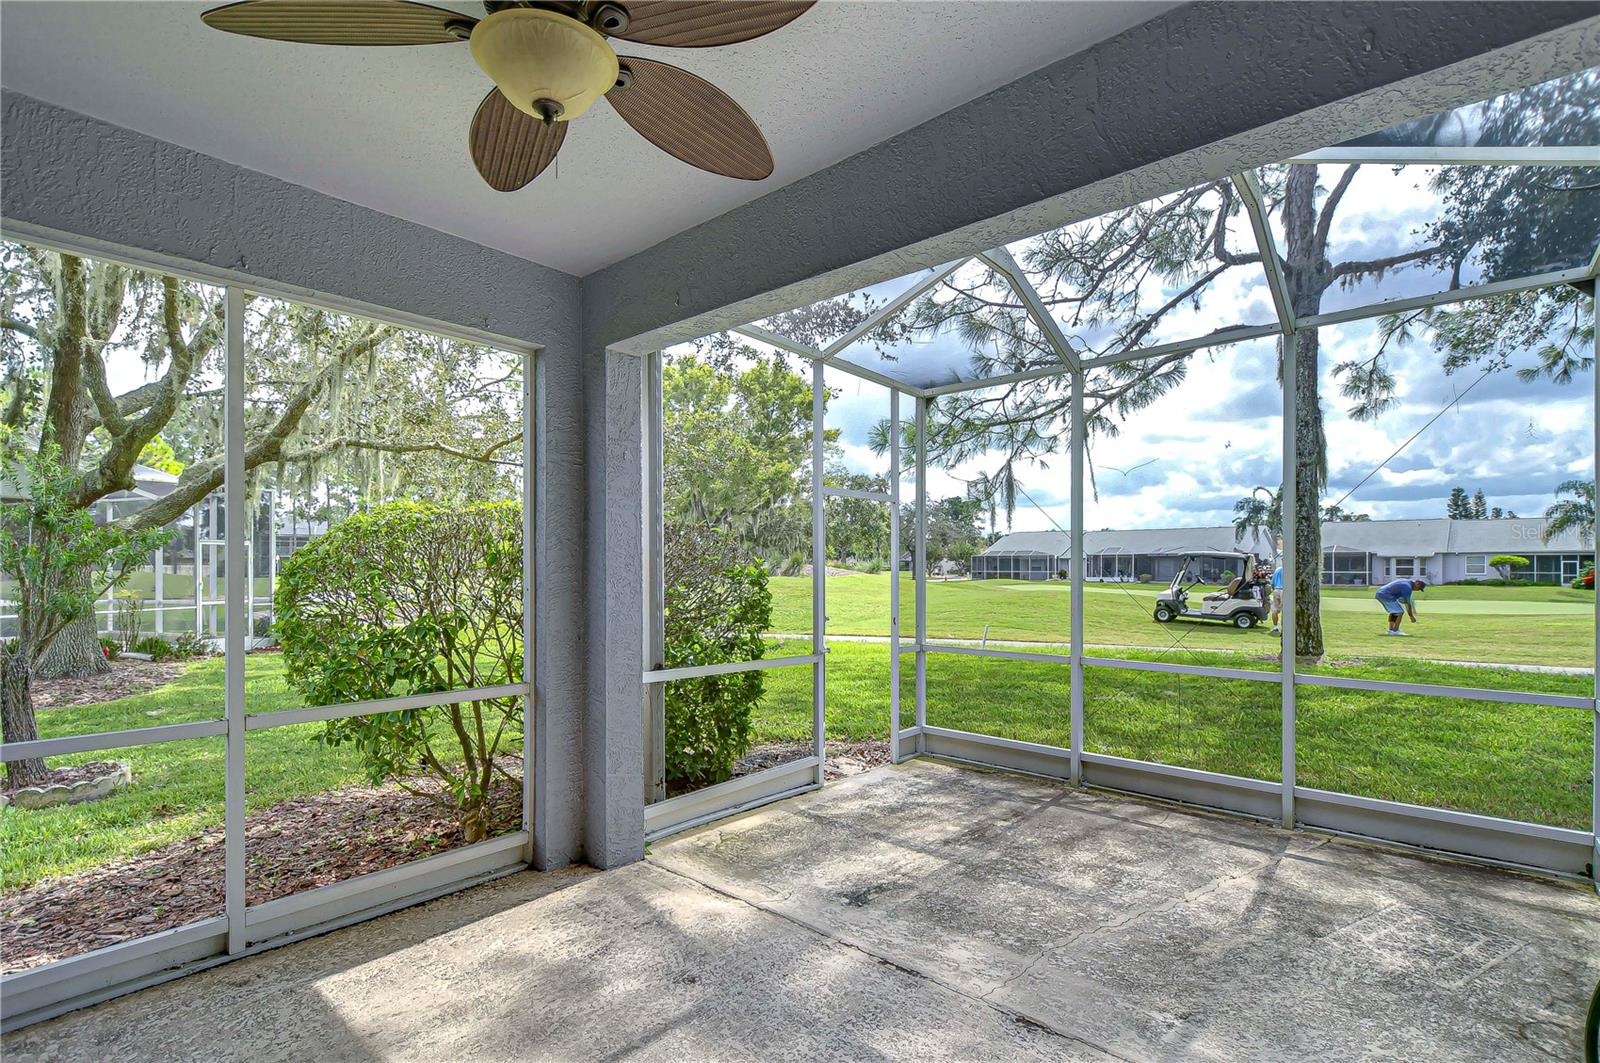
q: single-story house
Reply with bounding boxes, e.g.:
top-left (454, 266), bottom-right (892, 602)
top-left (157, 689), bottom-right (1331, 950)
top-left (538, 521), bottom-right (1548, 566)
top-left (970, 518), bottom-right (1592, 586)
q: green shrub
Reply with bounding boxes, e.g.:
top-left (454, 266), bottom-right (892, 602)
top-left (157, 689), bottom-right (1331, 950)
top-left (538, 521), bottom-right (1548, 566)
top-left (133, 635), bottom-right (173, 661)
top-left (1488, 554), bottom-right (1530, 580)
top-left (275, 501), bottom-right (523, 842)
top-left (663, 523), bottom-right (772, 793)
top-left (99, 637), bottom-right (120, 661)
top-left (171, 630), bottom-right (208, 658)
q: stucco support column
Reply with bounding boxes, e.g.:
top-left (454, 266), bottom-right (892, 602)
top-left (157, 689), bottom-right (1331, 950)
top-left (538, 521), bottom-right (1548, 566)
top-left (580, 345), bottom-right (647, 868)
top-left (531, 331), bottom-right (590, 871)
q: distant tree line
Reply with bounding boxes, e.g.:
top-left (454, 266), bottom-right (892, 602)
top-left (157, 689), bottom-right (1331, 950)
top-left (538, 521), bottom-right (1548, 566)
top-left (1446, 486), bottom-right (1517, 520)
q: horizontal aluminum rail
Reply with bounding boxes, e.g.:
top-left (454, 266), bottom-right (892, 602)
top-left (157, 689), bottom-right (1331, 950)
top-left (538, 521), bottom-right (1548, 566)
top-left (644, 758), bottom-right (821, 842)
top-left (913, 726), bottom-right (1594, 876)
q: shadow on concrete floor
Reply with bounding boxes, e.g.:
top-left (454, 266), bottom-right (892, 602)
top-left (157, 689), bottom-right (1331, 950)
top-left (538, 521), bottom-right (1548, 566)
top-left (6, 759), bottom-right (1598, 1061)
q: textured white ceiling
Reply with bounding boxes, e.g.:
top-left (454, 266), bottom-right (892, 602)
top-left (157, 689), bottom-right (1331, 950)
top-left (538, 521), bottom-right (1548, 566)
top-left (0, 1), bottom-right (1173, 275)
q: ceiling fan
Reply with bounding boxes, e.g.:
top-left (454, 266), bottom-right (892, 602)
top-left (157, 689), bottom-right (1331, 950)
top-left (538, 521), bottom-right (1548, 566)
top-left (199, 0), bottom-right (813, 190)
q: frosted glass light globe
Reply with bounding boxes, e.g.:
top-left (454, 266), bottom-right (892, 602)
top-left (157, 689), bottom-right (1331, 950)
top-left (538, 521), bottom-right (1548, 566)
top-left (469, 8), bottom-right (619, 123)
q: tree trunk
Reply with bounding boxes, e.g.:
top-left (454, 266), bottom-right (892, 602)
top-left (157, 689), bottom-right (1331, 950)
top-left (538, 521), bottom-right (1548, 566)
top-left (1280, 165), bottom-right (1330, 659)
top-left (32, 559), bottom-right (112, 680)
top-left (2, 648), bottom-right (48, 787)
top-left (33, 609), bottom-right (110, 678)
top-left (1290, 328), bottom-right (1326, 659)
top-left (31, 255), bottom-right (110, 680)
top-left (459, 798), bottom-right (488, 844)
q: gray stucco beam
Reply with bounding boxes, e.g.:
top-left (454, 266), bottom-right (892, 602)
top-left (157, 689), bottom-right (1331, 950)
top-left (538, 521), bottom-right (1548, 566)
top-left (0, 91), bottom-right (578, 345)
top-left (581, 2), bottom-right (1600, 356)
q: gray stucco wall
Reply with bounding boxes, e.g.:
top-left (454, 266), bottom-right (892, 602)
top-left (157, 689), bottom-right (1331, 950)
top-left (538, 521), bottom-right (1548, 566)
top-left (0, 89), bottom-right (592, 870)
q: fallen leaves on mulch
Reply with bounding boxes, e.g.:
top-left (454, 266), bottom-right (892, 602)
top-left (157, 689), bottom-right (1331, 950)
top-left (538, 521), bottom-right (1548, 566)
top-left (0, 763), bottom-right (523, 974)
top-left (0, 761), bottom-right (125, 801)
top-left (32, 659), bottom-right (190, 710)
top-left (243, 767), bottom-right (522, 903)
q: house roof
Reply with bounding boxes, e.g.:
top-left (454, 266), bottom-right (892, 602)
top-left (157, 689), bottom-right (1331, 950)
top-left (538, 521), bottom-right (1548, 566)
top-left (1081, 526), bottom-right (1265, 557)
top-left (979, 526), bottom-right (1263, 558)
top-left (979, 517), bottom-right (1591, 559)
top-left (1319, 519), bottom-right (1451, 556)
top-left (975, 531), bottom-right (1070, 556)
top-left (1444, 517), bottom-right (1587, 553)
top-left (130, 462), bottom-right (178, 485)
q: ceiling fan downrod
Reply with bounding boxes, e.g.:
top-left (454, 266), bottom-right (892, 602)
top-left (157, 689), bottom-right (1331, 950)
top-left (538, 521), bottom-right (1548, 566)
top-left (483, 0), bottom-right (628, 34)
top-left (533, 97), bottom-right (564, 124)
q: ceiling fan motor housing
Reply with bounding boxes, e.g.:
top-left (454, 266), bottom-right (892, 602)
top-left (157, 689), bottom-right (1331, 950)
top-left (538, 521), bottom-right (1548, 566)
top-left (468, 7), bottom-right (619, 122)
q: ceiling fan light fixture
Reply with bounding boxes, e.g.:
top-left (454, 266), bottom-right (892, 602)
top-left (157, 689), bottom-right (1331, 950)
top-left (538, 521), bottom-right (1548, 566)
top-left (469, 8), bottom-right (618, 123)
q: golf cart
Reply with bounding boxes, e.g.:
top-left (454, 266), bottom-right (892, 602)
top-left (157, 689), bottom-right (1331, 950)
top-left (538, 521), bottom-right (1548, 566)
top-left (1153, 552), bottom-right (1270, 629)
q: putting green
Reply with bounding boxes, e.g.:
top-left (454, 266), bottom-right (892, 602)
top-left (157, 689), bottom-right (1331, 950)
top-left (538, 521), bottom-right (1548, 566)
top-left (772, 574), bottom-right (1595, 667)
top-left (1314, 596), bottom-right (1590, 616)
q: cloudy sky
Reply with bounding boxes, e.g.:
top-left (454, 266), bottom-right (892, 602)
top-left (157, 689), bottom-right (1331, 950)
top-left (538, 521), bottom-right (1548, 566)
top-left (812, 163), bottom-right (1595, 538)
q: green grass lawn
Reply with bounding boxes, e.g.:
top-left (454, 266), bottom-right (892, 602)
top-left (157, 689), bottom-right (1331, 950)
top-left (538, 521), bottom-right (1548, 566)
top-left (1, 655), bottom-right (522, 890)
top-left (768, 574), bottom-right (1597, 672)
top-left (6, 574), bottom-right (1595, 891)
top-left (759, 641), bottom-right (1593, 829)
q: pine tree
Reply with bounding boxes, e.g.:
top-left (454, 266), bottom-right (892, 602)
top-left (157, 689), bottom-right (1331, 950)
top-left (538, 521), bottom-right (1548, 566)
top-left (1446, 486), bottom-right (1470, 520)
top-left (1471, 489), bottom-right (1489, 520)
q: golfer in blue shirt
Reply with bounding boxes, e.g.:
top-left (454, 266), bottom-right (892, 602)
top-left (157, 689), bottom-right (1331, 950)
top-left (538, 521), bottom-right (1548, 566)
top-left (1375, 577), bottom-right (1425, 635)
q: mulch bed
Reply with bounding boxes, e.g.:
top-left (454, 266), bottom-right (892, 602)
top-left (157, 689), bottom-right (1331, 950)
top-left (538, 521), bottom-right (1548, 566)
top-left (0, 761), bottom-right (125, 801)
top-left (732, 739), bottom-right (891, 781)
top-left (4, 739), bottom-right (888, 973)
top-left (32, 659), bottom-right (190, 710)
top-left (0, 765), bottom-right (523, 974)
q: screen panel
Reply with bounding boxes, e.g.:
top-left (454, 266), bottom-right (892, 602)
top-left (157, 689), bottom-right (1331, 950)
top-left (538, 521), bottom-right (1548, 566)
top-left (1337, 67), bottom-right (1600, 150)
top-left (1296, 686), bottom-right (1589, 828)
top-left (1, 736), bottom-right (224, 973)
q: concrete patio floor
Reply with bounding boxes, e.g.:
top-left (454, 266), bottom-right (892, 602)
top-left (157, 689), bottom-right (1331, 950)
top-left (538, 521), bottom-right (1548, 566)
top-left (5, 758), bottom-right (1598, 1061)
